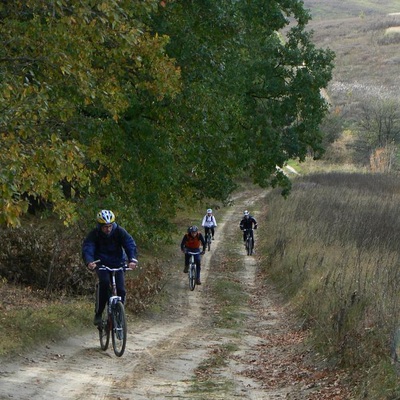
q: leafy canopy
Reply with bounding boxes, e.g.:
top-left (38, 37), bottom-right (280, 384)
top-left (0, 0), bottom-right (334, 235)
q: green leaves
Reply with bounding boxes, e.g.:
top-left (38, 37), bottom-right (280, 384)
top-left (0, 0), bottom-right (181, 227)
top-left (0, 0), bottom-right (334, 236)
top-left (153, 0), bottom-right (334, 197)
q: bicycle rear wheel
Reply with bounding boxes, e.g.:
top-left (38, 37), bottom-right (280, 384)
top-left (189, 263), bottom-right (196, 291)
top-left (111, 301), bottom-right (127, 357)
top-left (99, 308), bottom-right (110, 351)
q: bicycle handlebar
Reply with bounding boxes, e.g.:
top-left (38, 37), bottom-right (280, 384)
top-left (93, 260), bottom-right (134, 272)
top-left (96, 265), bottom-right (133, 272)
top-left (185, 251), bottom-right (202, 255)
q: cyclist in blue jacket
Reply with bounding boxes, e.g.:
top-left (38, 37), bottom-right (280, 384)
top-left (82, 210), bottom-right (138, 326)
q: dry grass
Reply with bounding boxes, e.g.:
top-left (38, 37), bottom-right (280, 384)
top-left (303, 1), bottom-right (400, 107)
top-left (259, 172), bottom-right (400, 398)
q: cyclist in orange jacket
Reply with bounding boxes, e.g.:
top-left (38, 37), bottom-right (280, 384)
top-left (180, 225), bottom-right (206, 284)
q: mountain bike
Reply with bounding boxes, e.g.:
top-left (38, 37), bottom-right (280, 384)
top-left (95, 264), bottom-right (133, 357)
top-left (244, 229), bottom-right (254, 255)
top-left (186, 251), bottom-right (198, 291)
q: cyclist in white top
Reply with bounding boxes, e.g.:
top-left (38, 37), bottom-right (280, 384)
top-left (201, 208), bottom-right (217, 240)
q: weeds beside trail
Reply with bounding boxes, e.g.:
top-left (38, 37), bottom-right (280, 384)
top-left (262, 172), bottom-right (400, 398)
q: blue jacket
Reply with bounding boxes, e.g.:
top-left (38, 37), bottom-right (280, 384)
top-left (82, 223), bottom-right (138, 267)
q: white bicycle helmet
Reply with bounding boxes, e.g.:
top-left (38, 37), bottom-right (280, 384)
top-left (243, 210), bottom-right (249, 216)
top-left (188, 225), bottom-right (199, 233)
top-left (207, 208), bottom-right (212, 213)
top-left (97, 210), bottom-right (115, 224)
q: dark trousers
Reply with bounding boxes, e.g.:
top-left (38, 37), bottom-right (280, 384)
top-left (95, 269), bottom-right (126, 315)
top-left (204, 226), bottom-right (215, 238)
top-left (184, 249), bottom-right (201, 280)
top-left (243, 229), bottom-right (254, 245)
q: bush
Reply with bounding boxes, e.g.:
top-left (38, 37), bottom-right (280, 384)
top-left (0, 221), bottom-right (87, 294)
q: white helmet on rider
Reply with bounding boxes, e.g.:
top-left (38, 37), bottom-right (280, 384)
top-left (97, 210), bottom-right (115, 224)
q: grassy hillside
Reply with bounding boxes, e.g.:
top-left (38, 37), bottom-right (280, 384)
top-left (303, 0), bottom-right (400, 20)
top-left (304, 0), bottom-right (400, 104)
top-left (298, 0), bottom-right (400, 170)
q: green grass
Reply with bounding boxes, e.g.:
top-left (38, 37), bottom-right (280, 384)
top-left (190, 342), bottom-right (239, 395)
top-left (0, 299), bottom-right (92, 357)
top-left (211, 279), bottom-right (248, 329)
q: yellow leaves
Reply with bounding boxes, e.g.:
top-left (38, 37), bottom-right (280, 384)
top-left (3, 84), bottom-right (14, 99)
top-left (60, 65), bottom-right (72, 76)
top-left (1, 200), bottom-right (28, 227)
top-left (133, 33), bottom-right (182, 100)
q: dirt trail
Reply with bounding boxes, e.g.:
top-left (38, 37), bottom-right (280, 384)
top-left (0, 189), bottom-right (350, 400)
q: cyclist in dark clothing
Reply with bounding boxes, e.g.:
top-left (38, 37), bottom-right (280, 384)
top-left (180, 225), bottom-right (206, 284)
top-left (239, 210), bottom-right (258, 244)
top-left (82, 210), bottom-right (138, 326)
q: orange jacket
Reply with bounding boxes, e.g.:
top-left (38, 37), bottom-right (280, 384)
top-left (180, 232), bottom-right (206, 251)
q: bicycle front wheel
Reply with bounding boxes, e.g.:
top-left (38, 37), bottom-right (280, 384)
top-left (247, 237), bottom-right (253, 255)
top-left (111, 302), bottom-right (127, 357)
top-left (99, 308), bottom-right (110, 351)
top-left (189, 263), bottom-right (196, 291)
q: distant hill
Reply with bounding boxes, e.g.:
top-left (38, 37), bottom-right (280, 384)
top-left (302, 0), bottom-right (400, 106)
top-left (301, 0), bottom-right (400, 167)
top-left (303, 0), bottom-right (400, 20)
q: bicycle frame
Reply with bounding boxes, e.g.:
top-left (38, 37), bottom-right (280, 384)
top-left (95, 264), bottom-right (132, 357)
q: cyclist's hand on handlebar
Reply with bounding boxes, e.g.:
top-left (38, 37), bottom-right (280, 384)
top-left (87, 262), bottom-right (97, 271)
top-left (128, 261), bottom-right (138, 269)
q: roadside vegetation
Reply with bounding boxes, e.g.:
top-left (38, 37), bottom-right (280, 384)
top-left (260, 171), bottom-right (400, 398)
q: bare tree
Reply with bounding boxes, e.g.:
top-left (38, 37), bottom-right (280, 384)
top-left (358, 98), bottom-right (400, 148)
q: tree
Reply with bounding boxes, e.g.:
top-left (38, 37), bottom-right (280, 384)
top-left (358, 98), bottom-right (400, 149)
top-left (153, 0), bottom-right (335, 197)
top-left (0, 0), bottom-right (335, 231)
top-left (0, 0), bottom-right (181, 226)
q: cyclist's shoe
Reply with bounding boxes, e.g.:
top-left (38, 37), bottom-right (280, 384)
top-left (196, 280), bottom-right (202, 285)
top-left (93, 313), bottom-right (102, 326)
top-left (183, 266), bottom-right (189, 273)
